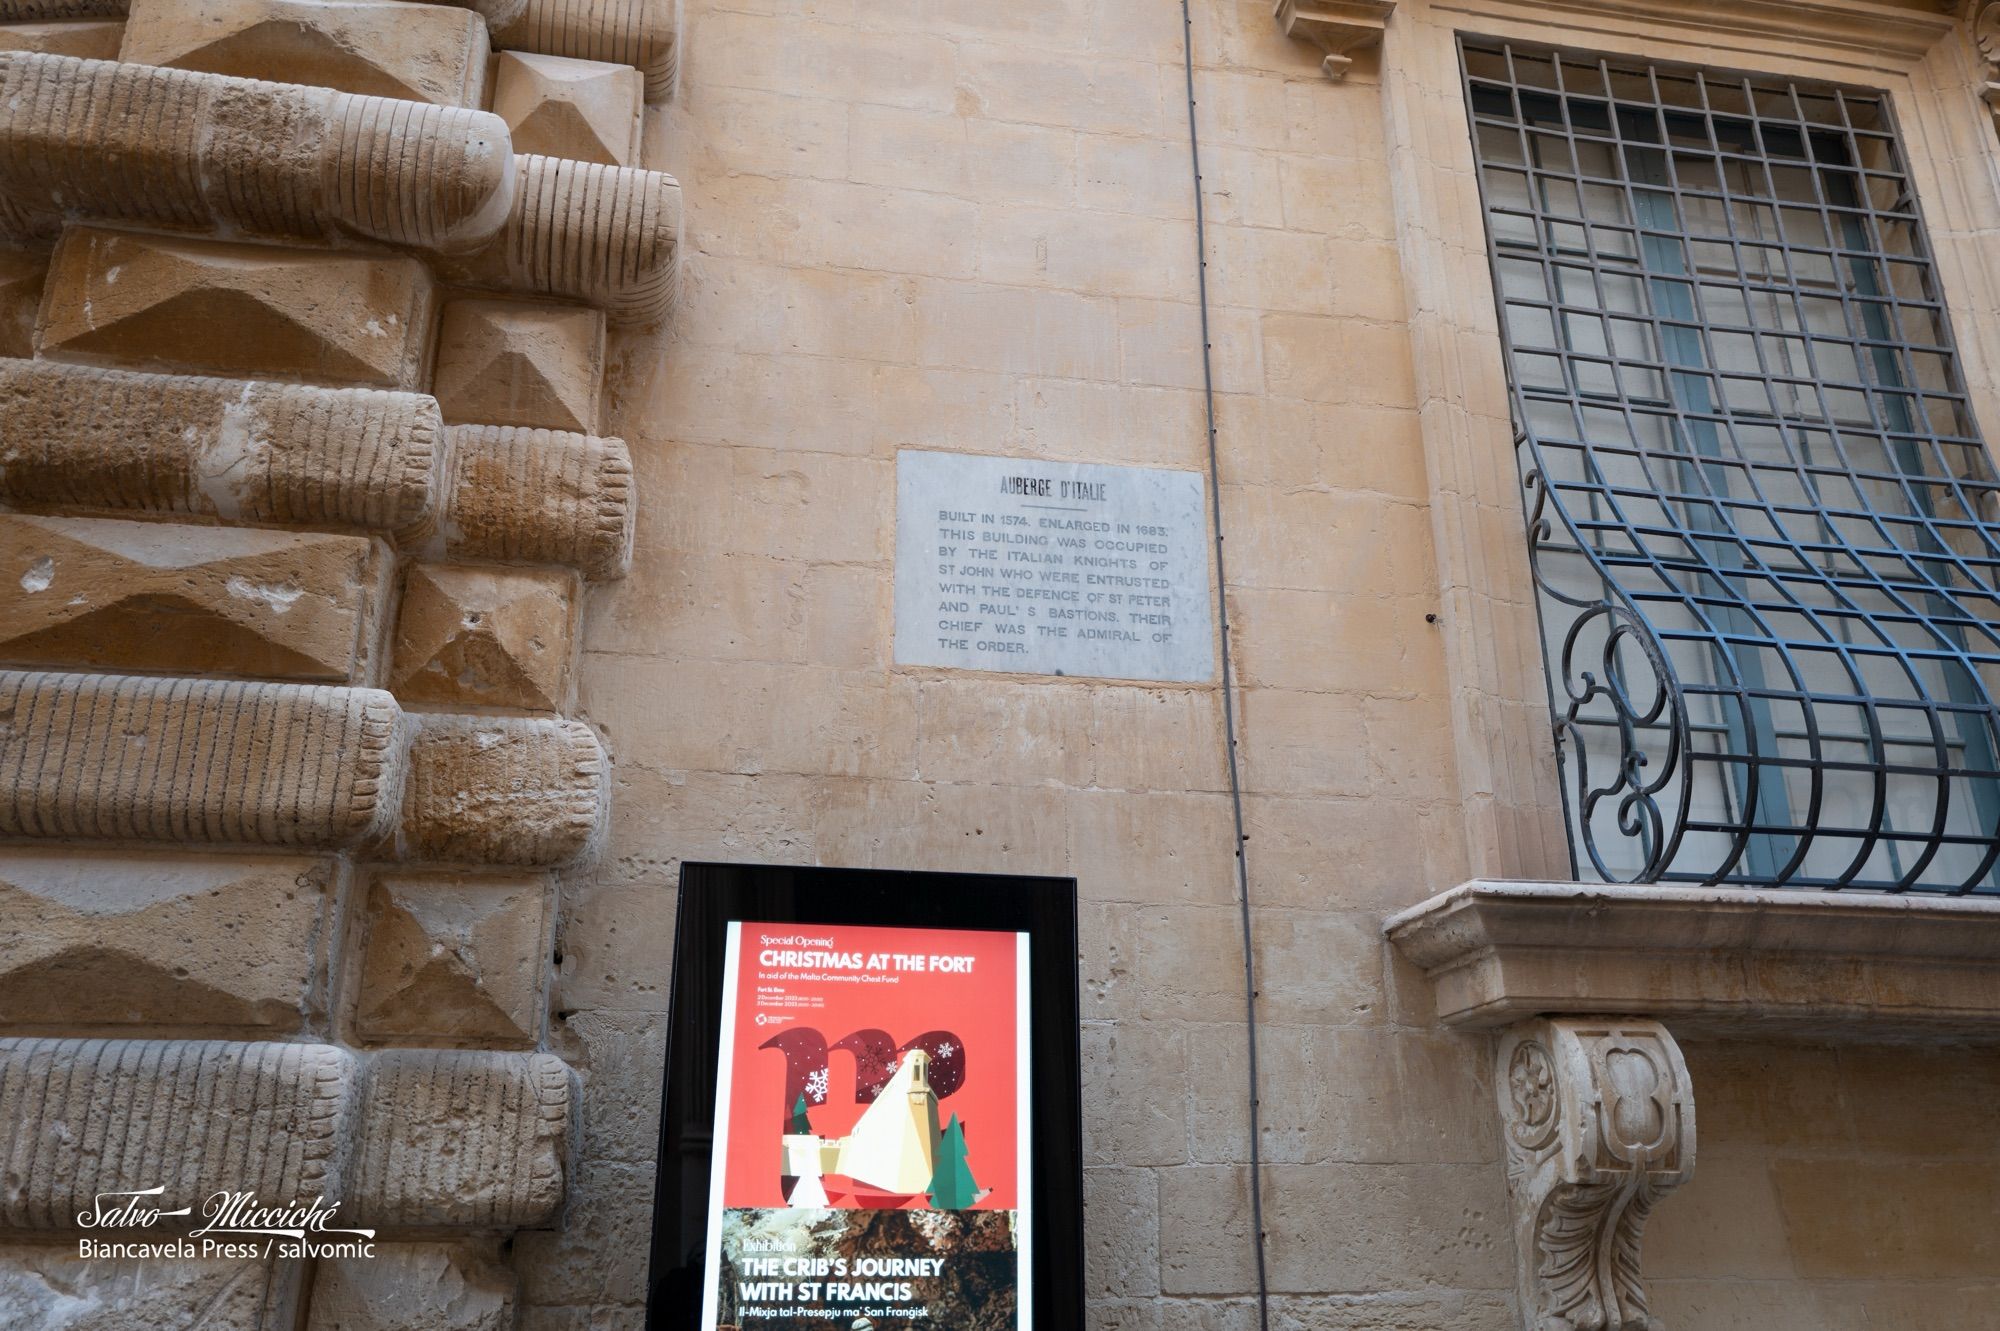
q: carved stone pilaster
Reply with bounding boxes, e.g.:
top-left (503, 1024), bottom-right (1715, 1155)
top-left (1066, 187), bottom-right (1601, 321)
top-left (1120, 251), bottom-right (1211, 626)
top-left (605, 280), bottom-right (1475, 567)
top-left (1274, 0), bottom-right (1395, 80)
top-left (1496, 1018), bottom-right (1695, 1331)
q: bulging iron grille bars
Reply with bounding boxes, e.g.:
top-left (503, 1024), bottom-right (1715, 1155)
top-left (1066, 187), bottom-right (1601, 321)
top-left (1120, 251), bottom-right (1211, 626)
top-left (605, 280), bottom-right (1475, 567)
top-left (1461, 38), bottom-right (2000, 892)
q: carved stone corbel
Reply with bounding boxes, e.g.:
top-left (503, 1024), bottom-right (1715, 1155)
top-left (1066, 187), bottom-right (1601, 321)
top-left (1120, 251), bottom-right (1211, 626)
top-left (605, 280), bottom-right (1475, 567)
top-left (1496, 1018), bottom-right (1695, 1331)
top-left (1274, 0), bottom-right (1395, 80)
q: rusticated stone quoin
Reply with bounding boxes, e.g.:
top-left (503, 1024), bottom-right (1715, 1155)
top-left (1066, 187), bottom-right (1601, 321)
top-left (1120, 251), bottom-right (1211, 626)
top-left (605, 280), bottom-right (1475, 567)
top-left (432, 298), bottom-right (606, 433)
top-left (348, 1049), bottom-right (571, 1228)
top-left (442, 154), bottom-right (679, 324)
top-left (0, 252), bottom-right (42, 359)
top-left (0, 52), bottom-right (513, 249)
top-left (0, 1037), bottom-right (357, 1228)
top-left (353, 871), bottom-right (553, 1047)
top-left (37, 228), bottom-right (439, 388)
top-left (119, 0), bottom-right (489, 107)
top-left (1497, 1018), bottom-right (1696, 1331)
top-left (441, 424), bottom-right (634, 579)
top-left (0, 0), bottom-right (124, 15)
top-left (0, 514), bottom-right (392, 682)
top-left (427, 0), bottom-right (674, 100)
top-left (306, 1241), bottom-right (515, 1331)
top-left (402, 714), bottom-right (608, 867)
top-left (391, 565), bottom-right (579, 712)
top-left (0, 360), bottom-right (441, 538)
top-left (0, 18), bottom-right (123, 57)
top-left (491, 50), bottom-right (642, 167)
top-left (0, 671), bottom-right (405, 849)
top-left (0, 850), bottom-right (335, 1034)
top-left (0, 1247), bottom-right (302, 1329)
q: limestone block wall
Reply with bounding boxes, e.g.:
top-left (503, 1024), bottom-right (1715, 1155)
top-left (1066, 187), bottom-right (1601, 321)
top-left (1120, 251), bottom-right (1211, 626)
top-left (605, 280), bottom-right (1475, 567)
top-left (0, 1), bottom-right (677, 1327)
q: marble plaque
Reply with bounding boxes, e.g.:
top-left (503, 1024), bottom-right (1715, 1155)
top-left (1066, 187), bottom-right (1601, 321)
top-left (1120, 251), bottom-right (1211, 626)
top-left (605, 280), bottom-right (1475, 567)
top-left (894, 450), bottom-right (1215, 682)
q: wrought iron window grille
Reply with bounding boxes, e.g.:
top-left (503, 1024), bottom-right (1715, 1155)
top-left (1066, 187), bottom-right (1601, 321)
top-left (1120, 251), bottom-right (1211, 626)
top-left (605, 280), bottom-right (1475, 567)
top-left (1460, 38), bottom-right (2000, 893)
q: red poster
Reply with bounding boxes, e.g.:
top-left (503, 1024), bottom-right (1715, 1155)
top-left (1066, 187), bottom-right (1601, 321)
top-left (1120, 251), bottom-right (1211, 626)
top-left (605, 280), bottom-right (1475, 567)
top-left (700, 921), bottom-right (1032, 1330)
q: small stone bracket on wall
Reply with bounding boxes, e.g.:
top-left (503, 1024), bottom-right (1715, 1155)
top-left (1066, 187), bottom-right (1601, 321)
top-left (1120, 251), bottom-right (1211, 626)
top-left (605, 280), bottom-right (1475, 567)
top-left (1274, 0), bottom-right (1395, 80)
top-left (1496, 1017), bottom-right (1695, 1331)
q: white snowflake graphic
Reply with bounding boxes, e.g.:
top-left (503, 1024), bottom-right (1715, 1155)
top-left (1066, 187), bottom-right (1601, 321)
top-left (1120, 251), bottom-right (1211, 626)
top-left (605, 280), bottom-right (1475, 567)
top-left (805, 1067), bottom-right (829, 1103)
top-left (935, 1042), bottom-right (956, 1060)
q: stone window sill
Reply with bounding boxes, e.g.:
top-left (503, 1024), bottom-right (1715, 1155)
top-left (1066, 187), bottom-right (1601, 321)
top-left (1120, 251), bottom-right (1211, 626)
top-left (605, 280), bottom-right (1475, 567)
top-left (1383, 880), bottom-right (2000, 1041)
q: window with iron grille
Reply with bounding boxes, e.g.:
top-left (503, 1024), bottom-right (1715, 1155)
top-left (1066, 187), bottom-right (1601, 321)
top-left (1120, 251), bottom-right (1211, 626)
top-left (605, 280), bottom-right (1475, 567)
top-left (1460, 38), bottom-right (2000, 893)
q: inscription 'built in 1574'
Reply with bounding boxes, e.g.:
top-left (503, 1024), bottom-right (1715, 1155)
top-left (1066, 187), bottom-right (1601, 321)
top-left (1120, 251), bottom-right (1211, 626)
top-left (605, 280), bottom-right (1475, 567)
top-left (894, 450), bottom-right (1215, 682)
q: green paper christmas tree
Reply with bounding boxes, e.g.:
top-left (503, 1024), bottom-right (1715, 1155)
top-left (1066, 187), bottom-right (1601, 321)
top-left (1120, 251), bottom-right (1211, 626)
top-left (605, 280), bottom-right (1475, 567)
top-left (789, 1093), bottom-right (812, 1134)
top-left (927, 1113), bottom-right (979, 1210)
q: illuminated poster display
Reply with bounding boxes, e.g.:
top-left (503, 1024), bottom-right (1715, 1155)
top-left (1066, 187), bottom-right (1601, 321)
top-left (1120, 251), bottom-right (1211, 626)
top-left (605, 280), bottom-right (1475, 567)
top-left (648, 864), bottom-right (1082, 1331)
top-left (700, 922), bottom-right (1031, 1329)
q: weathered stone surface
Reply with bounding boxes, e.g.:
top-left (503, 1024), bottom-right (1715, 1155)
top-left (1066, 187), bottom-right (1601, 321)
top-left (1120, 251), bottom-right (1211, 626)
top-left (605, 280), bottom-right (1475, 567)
top-left (0, 250), bottom-right (41, 357)
top-left (353, 872), bottom-right (551, 1046)
top-left (1386, 879), bottom-right (2000, 1040)
top-left (349, 1049), bottom-right (571, 1228)
top-left (491, 50), bottom-right (641, 166)
top-left (121, 0), bottom-right (487, 107)
top-left (0, 359), bottom-right (442, 538)
top-left (441, 424), bottom-right (633, 579)
top-left (435, 0), bottom-right (672, 100)
top-left (0, 671), bottom-right (405, 849)
top-left (1497, 1018), bottom-right (1695, 1331)
top-left (391, 564), bottom-right (579, 711)
top-left (433, 299), bottom-right (606, 432)
top-left (0, 52), bottom-right (512, 248)
top-left (0, 850), bottom-right (334, 1033)
top-left (38, 229), bottom-right (439, 388)
top-left (306, 1241), bottom-right (515, 1331)
top-left (0, 0), bottom-right (123, 16)
top-left (0, 1038), bottom-right (357, 1228)
top-left (442, 154), bottom-right (678, 323)
top-left (0, 514), bottom-right (392, 681)
top-left (402, 715), bottom-right (607, 866)
top-left (0, 18), bottom-right (122, 57)
top-left (0, 1246), bottom-right (301, 1330)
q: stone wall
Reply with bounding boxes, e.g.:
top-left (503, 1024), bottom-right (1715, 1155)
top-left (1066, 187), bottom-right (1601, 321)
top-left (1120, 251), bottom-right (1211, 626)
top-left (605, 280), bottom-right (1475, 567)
top-left (3, 1), bottom-right (1999, 1330)
top-left (0, 1), bottom-right (677, 1326)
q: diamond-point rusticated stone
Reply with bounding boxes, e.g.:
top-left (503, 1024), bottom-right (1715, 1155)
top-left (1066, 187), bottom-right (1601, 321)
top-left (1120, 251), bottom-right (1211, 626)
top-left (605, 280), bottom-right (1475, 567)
top-left (0, 17), bottom-right (123, 57)
top-left (0, 850), bottom-right (337, 1034)
top-left (0, 513), bottom-right (393, 682)
top-left (0, 358), bottom-right (443, 539)
top-left (305, 1240), bottom-right (516, 1331)
top-left (433, 298), bottom-right (606, 433)
top-left (352, 871), bottom-right (553, 1047)
top-left (120, 0), bottom-right (489, 107)
top-left (36, 228), bottom-right (440, 389)
top-left (391, 564), bottom-right (579, 711)
top-left (491, 49), bottom-right (642, 166)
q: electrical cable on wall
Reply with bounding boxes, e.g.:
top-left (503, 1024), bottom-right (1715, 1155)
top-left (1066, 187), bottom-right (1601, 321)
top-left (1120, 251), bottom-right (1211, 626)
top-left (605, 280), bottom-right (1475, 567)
top-left (1179, 4), bottom-right (1272, 1328)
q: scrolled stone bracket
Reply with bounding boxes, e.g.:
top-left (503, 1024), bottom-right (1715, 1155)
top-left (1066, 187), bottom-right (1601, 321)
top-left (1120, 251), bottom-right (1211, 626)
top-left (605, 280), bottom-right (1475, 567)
top-left (1274, 0), bottom-right (1395, 81)
top-left (1496, 1017), bottom-right (1695, 1331)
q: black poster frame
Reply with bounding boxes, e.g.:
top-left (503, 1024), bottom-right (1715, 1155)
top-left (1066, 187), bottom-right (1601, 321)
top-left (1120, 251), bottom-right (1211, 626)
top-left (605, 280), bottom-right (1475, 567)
top-left (645, 861), bottom-right (1085, 1330)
